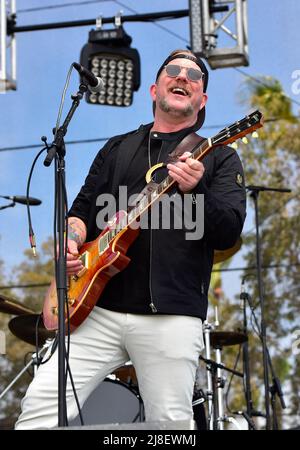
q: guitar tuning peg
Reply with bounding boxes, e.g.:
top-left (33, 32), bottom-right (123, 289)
top-left (242, 137), bottom-right (249, 144)
top-left (252, 131), bottom-right (259, 138)
top-left (231, 142), bottom-right (238, 150)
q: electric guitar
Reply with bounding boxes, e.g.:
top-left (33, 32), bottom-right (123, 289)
top-left (43, 110), bottom-right (264, 331)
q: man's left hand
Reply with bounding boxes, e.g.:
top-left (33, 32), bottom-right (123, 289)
top-left (167, 152), bottom-right (205, 193)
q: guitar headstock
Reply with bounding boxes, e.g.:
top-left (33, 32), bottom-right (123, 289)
top-left (211, 110), bottom-right (264, 147)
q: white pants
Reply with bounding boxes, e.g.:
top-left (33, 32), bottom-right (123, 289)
top-left (15, 307), bottom-right (203, 429)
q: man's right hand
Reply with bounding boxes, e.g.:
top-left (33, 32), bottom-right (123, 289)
top-left (66, 239), bottom-right (84, 276)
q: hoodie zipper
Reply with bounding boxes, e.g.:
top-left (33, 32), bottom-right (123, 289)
top-left (147, 133), bottom-right (161, 314)
top-left (149, 228), bottom-right (158, 313)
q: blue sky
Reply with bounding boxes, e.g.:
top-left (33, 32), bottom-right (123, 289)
top-left (0, 0), bottom-right (299, 313)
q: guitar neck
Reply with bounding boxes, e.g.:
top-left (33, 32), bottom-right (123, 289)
top-left (99, 109), bottom-right (264, 251)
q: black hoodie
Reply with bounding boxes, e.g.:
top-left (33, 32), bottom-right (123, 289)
top-left (68, 123), bottom-right (246, 320)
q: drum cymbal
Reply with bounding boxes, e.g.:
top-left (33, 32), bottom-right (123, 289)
top-left (0, 294), bottom-right (34, 315)
top-left (213, 237), bottom-right (242, 264)
top-left (210, 331), bottom-right (247, 348)
top-left (8, 314), bottom-right (55, 346)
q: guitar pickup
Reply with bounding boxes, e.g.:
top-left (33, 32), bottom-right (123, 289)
top-left (72, 251), bottom-right (90, 281)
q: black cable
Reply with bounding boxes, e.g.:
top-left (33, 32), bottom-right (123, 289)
top-left (245, 292), bottom-right (289, 420)
top-left (53, 154), bottom-right (69, 426)
top-left (23, 352), bottom-right (35, 378)
top-left (0, 138), bottom-right (109, 153)
top-left (47, 64), bottom-right (85, 426)
top-left (10, 9), bottom-right (189, 34)
top-left (25, 147), bottom-right (48, 256)
top-left (52, 154), bottom-right (69, 424)
top-left (1, 117), bottom-right (298, 154)
top-left (10, 0), bottom-right (300, 112)
top-left (40, 335), bottom-right (59, 365)
top-left (17, 0), bottom-right (111, 14)
top-left (233, 67), bottom-right (300, 108)
top-left (46, 63), bottom-right (80, 426)
top-left (66, 354), bottom-right (85, 425)
top-left (0, 262), bottom-right (299, 291)
top-left (250, 309), bottom-right (261, 336)
top-left (211, 262), bottom-right (300, 273)
top-left (0, 283), bottom-right (50, 289)
top-left (114, 0), bottom-right (300, 110)
top-left (242, 193), bottom-right (299, 240)
top-left (24, 63), bottom-right (71, 258)
top-left (62, 171), bottom-right (84, 426)
top-left (113, 0), bottom-right (189, 44)
top-left (35, 314), bottom-right (41, 367)
top-left (248, 293), bottom-right (262, 338)
top-left (224, 345), bottom-right (242, 413)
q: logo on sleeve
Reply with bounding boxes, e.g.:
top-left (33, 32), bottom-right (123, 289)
top-left (236, 172), bottom-right (244, 187)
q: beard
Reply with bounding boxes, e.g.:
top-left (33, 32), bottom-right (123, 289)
top-left (158, 97), bottom-right (194, 117)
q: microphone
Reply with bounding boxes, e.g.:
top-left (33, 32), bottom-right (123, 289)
top-left (73, 62), bottom-right (104, 93)
top-left (1, 195), bottom-right (42, 206)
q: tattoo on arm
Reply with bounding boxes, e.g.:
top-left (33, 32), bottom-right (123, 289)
top-left (68, 218), bottom-right (87, 247)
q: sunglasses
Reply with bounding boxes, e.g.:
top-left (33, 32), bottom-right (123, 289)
top-left (164, 64), bottom-right (204, 82)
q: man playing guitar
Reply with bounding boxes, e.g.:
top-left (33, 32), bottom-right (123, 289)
top-left (15, 49), bottom-right (247, 429)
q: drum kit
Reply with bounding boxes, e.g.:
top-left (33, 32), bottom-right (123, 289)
top-left (0, 239), bottom-right (250, 429)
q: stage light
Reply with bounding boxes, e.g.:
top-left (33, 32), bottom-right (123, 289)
top-left (80, 26), bottom-right (140, 107)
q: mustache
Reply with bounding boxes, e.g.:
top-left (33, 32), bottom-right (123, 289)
top-left (168, 83), bottom-right (191, 96)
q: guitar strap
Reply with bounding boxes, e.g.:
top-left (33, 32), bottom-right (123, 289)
top-left (130, 132), bottom-right (205, 208)
top-left (166, 131), bottom-right (204, 163)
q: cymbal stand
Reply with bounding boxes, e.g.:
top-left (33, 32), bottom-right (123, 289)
top-left (215, 343), bottom-right (225, 430)
top-left (203, 320), bottom-right (215, 430)
top-left (0, 340), bottom-right (52, 401)
top-left (213, 344), bottom-right (244, 430)
top-left (205, 307), bottom-right (245, 430)
top-left (200, 350), bottom-right (245, 430)
top-left (212, 306), bottom-right (226, 430)
top-left (203, 309), bottom-right (224, 430)
top-left (203, 344), bottom-right (243, 430)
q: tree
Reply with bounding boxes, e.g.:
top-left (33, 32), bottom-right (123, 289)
top-left (224, 77), bottom-right (300, 428)
top-left (0, 237), bottom-right (53, 428)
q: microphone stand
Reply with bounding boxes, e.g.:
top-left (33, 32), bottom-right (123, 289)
top-left (240, 284), bottom-right (255, 428)
top-left (246, 185), bottom-right (291, 430)
top-left (244, 287), bottom-right (286, 430)
top-left (240, 278), bottom-right (267, 427)
top-left (42, 81), bottom-right (88, 427)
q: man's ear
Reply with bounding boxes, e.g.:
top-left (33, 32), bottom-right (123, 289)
top-left (200, 92), bottom-right (208, 110)
top-left (150, 83), bottom-right (157, 102)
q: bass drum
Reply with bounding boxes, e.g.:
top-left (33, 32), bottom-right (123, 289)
top-left (69, 377), bottom-right (144, 426)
